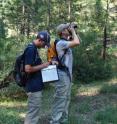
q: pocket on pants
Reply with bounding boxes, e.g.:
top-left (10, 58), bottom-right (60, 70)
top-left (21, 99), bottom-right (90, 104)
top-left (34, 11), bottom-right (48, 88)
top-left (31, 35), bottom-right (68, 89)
top-left (27, 91), bottom-right (42, 107)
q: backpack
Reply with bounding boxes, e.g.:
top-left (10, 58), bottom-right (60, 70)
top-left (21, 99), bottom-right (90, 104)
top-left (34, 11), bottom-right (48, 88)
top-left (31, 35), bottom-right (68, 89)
top-left (13, 52), bottom-right (27, 87)
top-left (47, 39), bottom-right (59, 62)
top-left (13, 44), bottom-right (36, 87)
top-left (47, 39), bottom-right (67, 67)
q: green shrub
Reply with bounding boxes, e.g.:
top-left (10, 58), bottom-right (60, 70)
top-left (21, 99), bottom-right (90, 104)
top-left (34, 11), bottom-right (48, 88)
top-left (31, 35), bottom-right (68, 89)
top-left (99, 84), bottom-right (117, 94)
top-left (0, 107), bottom-right (23, 124)
top-left (0, 83), bottom-right (26, 99)
top-left (0, 37), bottom-right (33, 86)
top-left (94, 106), bottom-right (117, 124)
top-left (73, 32), bottom-right (113, 83)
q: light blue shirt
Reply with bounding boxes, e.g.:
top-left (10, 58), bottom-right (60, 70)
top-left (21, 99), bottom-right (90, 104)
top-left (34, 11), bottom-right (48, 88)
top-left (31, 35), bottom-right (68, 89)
top-left (56, 39), bottom-right (73, 80)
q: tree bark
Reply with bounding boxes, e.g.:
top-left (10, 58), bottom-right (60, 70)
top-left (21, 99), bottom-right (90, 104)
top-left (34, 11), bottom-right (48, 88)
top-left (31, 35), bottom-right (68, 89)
top-left (27, 13), bottom-right (30, 37)
top-left (102, 0), bottom-right (109, 60)
top-left (20, 3), bottom-right (25, 35)
top-left (68, 0), bottom-right (71, 21)
top-left (47, 0), bottom-right (51, 32)
top-left (102, 26), bottom-right (107, 60)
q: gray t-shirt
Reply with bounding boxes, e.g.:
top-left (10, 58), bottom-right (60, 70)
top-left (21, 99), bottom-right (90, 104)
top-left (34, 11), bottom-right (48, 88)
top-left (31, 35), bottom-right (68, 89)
top-left (56, 39), bottom-right (73, 80)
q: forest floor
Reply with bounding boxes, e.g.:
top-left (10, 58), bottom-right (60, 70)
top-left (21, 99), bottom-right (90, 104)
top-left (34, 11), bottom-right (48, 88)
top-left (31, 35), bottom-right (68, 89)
top-left (0, 76), bottom-right (117, 124)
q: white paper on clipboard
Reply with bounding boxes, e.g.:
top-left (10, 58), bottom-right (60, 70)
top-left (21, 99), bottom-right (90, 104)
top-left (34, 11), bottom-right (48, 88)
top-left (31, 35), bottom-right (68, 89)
top-left (41, 65), bottom-right (59, 83)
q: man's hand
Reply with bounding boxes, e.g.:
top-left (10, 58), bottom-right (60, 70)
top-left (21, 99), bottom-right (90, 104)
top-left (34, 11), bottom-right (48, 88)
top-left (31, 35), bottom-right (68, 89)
top-left (51, 61), bottom-right (59, 65)
top-left (67, 27), bottom-right (80, 48)
top-left (42, 62), bottom-right (50, 68)
top-left (25, 62), bottom-right (50, 73)
top-left (68, 27), bottom-right (76, 34)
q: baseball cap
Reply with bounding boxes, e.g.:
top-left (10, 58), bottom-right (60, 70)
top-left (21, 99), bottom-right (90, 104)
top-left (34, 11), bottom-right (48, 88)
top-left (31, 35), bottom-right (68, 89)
top-left (56, 23), bottom-right (70, 35)
top-left (37, 31), bottom-right (50, 47)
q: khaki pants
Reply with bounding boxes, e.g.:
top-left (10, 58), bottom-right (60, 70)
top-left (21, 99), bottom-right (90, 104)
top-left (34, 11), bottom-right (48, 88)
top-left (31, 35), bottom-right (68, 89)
top-left (50, 70), bottom-right (72, 124)
top-left (24, 91), bottom-right (42, 124)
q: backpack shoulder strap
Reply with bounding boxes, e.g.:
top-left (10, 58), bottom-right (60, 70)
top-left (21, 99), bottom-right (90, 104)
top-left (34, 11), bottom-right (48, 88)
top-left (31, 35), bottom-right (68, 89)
top-left (54, 39), bottom-right (60, 48)
top-left (23, 42), bottom-right (37, 63)
top-left (54, 38), bottom-right (68, 66)
top-left (24, 43), bottom-right (36, 52)
top-left (55, 38), bottom-right (68, 57)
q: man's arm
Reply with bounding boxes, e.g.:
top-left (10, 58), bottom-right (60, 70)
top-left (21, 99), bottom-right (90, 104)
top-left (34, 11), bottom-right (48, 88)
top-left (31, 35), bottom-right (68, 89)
top-left (24, 47), bottom-right (50, 73)
top-left (68, 28), bottom-right (80, 48)
top-left (25, 62), bottom-right (50, 73)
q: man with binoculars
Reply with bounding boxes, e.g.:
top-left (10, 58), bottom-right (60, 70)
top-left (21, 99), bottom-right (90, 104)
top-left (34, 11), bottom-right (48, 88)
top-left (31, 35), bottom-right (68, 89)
top-left (50, 23), bottom-right (80, 124)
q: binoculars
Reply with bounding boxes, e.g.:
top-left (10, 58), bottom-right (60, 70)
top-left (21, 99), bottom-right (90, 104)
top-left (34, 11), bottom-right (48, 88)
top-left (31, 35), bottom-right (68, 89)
top-left (70, 23), bottom-right (78, 29)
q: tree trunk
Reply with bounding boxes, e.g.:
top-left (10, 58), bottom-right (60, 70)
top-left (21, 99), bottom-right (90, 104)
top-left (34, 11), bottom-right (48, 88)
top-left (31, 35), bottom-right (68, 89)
top-left (47, 0), bottom-right (51, 32)
top-left (20, 4), bottom-right (25, 35)
top-left (102, 26), bottom-right (107, 60)
top-left (68, 0), bottom-right (71, 21)
top-left (27, 13), bottom-right (30, 38)
top-left (102, 0), bottom-right (109, 60)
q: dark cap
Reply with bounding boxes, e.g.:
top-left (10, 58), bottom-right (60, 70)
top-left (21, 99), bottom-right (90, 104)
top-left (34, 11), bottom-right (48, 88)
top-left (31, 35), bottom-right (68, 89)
top-left (37, 31), bottom-right (50, 47)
